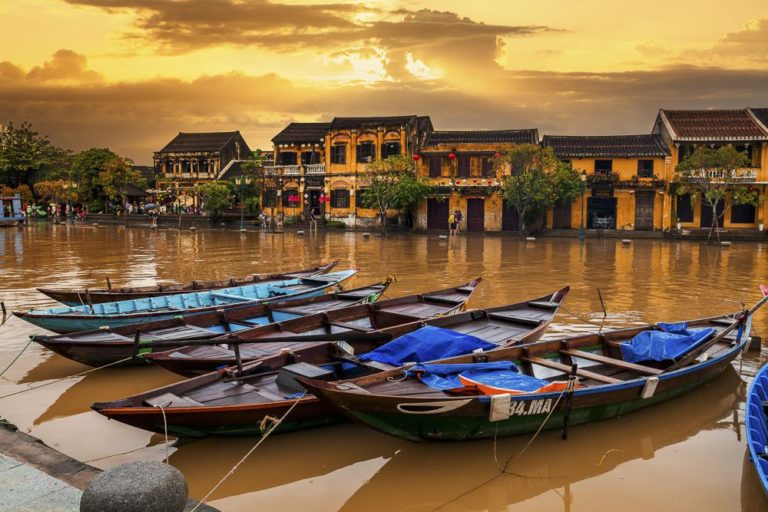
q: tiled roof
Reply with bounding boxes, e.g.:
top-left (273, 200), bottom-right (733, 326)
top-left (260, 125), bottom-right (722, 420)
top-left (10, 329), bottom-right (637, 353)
top-left (660, 109), bottom-right (768, 141)
top-left (425, 129), bottom-right (538, 146)
top-left (272, 122), bottom-right (330, 144)
top-left (748, 108), bottom-right (768, 131)
top-left (542, 134), bottom-right (670, 158)
top-left (417, 116), bottom-right (434, 133)
top-left (158, 132), bottom-right (240, 153)
top-left (330, 116), bottom-right (418, 130)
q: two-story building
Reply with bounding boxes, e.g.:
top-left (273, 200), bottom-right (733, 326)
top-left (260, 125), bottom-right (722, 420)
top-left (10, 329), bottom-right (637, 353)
top-left (264, 115), bottom-right (432, 227)
top-left (154, 131), bottom-right (252, 206)
top-left (414, 129), bottom-right (539, 231)
top-left (653, 109), bottom-right (768, 230)
top-left (542, 135), bottom-right (671, 231)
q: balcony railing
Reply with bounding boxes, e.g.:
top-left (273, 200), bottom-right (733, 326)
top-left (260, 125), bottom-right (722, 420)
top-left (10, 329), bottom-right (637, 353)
top-left (262, 164), bottom-right (325, 176)
top-left (688, 168), bottom-right (757, 182)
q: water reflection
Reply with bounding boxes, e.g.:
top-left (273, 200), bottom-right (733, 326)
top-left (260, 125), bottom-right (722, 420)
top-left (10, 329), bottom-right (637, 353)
top-left (0, 224), bottom-right (766, 512)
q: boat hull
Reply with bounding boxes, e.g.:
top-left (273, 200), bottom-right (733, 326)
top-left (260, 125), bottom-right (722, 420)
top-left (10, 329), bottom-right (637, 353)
top-left (306, 339), bottom-right (746, 442)
top-left (747, 362), bottom-right (768, 497)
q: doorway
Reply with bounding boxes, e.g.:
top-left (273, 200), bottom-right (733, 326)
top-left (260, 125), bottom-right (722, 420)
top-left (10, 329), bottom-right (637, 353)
top-left (501, 202), bottom-right (520, 231)
top-left (466, 198), bottom-right (485, 231)
top-left (634, 191), bottom-right (655, 230)
top-left (587, 197), bottom-right (617, 229)
top-left (427, 198), bottom-right (449, 230)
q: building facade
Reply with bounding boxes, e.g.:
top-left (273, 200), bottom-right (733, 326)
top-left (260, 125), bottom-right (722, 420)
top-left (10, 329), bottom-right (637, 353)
top-left (653, 109), bottom-right (768, 230)
top-left (542, 135), bottom-right (671, 231)
top-left (413, 130), bottom-right (538, 232)
top-left (154, 131), bottom-right (252, 205)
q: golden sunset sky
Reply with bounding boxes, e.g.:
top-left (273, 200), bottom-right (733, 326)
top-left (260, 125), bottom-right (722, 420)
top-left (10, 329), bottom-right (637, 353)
top-left (1, 0), bottom-right (767, 163)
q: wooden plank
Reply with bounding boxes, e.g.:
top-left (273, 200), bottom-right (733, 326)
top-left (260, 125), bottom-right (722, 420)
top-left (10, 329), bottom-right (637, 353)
top-left (561, 349), bottom-right (663, 375)
top-left (524, 356), bottom-right (622, 384)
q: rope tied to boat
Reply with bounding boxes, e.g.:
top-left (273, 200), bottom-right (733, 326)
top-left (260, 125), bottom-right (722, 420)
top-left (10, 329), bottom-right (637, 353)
top-left (152, 401), bottom-right (172, 464)
top-left (191, 391), bottom-right (308, 512)
top-left (258, 414), bottom-right (279, 433)
top-left (0, 338), bottom-right (33, 379)
top-left (0, 355), bottom-right (136, 401)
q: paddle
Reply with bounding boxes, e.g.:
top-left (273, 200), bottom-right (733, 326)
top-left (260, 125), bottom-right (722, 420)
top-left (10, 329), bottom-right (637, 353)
top-left (666, 286), bottom-right (768, 371)
top-left (134, 329), bottom-right (394, 351)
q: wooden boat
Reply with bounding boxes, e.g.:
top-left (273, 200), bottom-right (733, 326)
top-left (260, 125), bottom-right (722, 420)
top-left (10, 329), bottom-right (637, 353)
top-left (37, 261), bottom-right (338, 305)
top-left (747, 361), bottom-right (768, 497)
top-left (145, 282), bottom-right (561, 377)
top-left (300, 300), bottom-right (766, 442)
top-left (15, 269), bottom-right (358, 334)
top-left (91, 287), bottom-right (567, 437)
top-left (31, 278), bottom-right (394, 367)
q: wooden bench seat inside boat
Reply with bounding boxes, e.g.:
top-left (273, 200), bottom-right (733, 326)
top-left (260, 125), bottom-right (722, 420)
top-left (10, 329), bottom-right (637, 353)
top-left (523, 356), bottom-right (622, 384)
top-left (527, 301), bottom-right (558, 310)
top-left (144, 392), bottom-right (203, 408)
top-left (560, 349), bottom-right (663, 375)
top-left (488, 312), bottom-right (542, 327)
top-left (423, 294), bottom-right (465, 305)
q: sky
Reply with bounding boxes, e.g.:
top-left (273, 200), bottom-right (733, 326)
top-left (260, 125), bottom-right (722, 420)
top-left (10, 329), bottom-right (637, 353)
top-left (1, 0), bottom-right (767, 164)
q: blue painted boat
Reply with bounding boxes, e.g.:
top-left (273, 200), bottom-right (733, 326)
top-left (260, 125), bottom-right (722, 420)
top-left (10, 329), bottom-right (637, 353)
top-left (15, 270), bottom-right (358, 333)
top-left (747, 362), bottom-right (768, 497)
top-left (0, 194), bottom-right (24, 227)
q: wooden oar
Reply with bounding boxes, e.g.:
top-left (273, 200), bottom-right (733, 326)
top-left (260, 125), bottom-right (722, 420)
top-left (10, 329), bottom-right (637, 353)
top-left (135, 329), bottom-right (394, 350)
top-left (666, 287), bottom-right (768, 371)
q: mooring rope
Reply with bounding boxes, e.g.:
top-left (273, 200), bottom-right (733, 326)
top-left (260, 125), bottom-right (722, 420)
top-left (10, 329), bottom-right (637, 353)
top-left (558, 305), bottom-right (607, 328)
top-left (434, 384), bottom-right (571, 512)
top-left (0, 355), bottom-right (136, 400)
top-left (153, 402), bottom-right (171, 464)
top-left (0, 338), bottom-right (33, 379)
top-left (190, 391), bottom-right (307, 512)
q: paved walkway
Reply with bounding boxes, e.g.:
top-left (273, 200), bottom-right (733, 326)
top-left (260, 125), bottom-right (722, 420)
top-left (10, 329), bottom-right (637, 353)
top-left (0, 453), bottom-right (82, 511)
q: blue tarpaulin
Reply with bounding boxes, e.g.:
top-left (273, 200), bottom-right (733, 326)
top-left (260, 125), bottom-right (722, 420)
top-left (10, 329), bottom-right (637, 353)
top-left (359, 326), bottom-right (497, 366)
top-left (403, 361), bottom-right (552, 392)
top-left (620, 322), bottom-right (716, 363)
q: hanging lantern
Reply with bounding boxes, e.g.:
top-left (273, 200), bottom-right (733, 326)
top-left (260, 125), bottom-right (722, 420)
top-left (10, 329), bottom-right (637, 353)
top-left (494, 152), bottom-right (501, 159)
top-left (448, 152), bottom-right (457, 160)
top-left (413, 154), bottom-right (421, 161)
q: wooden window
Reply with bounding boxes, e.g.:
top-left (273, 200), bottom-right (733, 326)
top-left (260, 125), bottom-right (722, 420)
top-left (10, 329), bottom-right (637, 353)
top-left (731, 203), bottom-right (755, 224)
top-left (262, 190), bottom-right (277, 207)
top-left (676, 194), bottom-right (693, 223)
top-left (356, 142), bottom-right (376, 163)
top-left (482, 157), bottom-right (495, 177)
top-left (278, 152), bottom-right (297, 165)
top-left (637, 160), bottom-right (654, 178)
top-left (382, 141), bottom-right (401, 159)
top-left (428, 157), bottom-right (442, 177)
top-left (457, 156), bottom-right (470, 178)
top-left (330, 144), bottom-right (346, 164)
top-left (594, 160), bottom-right (612, 174)
top-left (330, 189), bottom-right (350, 208)
top-left (301, 151), bottom-right (320, 165)
top-left (282, 190), bottom-right (300, 207)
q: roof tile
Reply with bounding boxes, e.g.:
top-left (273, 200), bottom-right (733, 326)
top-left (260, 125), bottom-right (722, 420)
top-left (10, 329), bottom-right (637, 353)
top-left (661, 109), bottom-right (768, 140)
top-left (271, 122), bottom-right (330, 144)
top-left (157, 132), bottom-right (240, 153)
top-left (425, 130), bottom-right (538, 146)
top-left (542, 134), bottom-right (670, 158)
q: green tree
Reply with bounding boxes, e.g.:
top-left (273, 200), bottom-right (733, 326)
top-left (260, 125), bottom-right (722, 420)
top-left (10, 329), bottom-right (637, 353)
top-left (0, 122), bottom-right (67, 188)
top-left (236, 159), bottom-right (264, 215)
top-left (497, 145), bottom-right (583, 233)
top-left (33, 179), bottom-right (77, 204)
top-left (98, 156), bottom-right (146, 208)
top-left (361, 155), bottom-right (433, 233)
top-left (70, 148), bottom-right (119, 207)
top-left (197, 181), bottom-right (235, 221)
top-left (675, 145), bottom-right (761, 242)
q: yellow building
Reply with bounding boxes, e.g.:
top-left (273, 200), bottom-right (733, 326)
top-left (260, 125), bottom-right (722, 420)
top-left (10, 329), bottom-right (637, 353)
top-left (542, 135), bottom-right (671, 231)
top-left (653, 108), bottom-right (768, 231)
top-left (414, 130), bottom-right (539, 231)
top-left (266, 116), bottom-right (432, 227)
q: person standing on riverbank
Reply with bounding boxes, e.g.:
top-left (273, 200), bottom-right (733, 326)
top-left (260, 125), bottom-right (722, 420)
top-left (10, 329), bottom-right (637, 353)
top-left (448, 211), bottom-right (457, 236)
top-left (454, 210), bottom-right (463, 233)
top-left (309, 207), bottom-right (318, 232)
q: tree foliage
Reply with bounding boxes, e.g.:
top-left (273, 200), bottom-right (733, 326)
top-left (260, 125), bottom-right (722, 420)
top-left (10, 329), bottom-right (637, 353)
top-left (70, 148), bottom-right (120, 205)
top-left (675, 145), bottom-right (761, 242)
top-left (0, 184), bottom-right (33, 204)
top-left (98, 156), bottom-right (146, 204)
top-left (361, 155), bottom-right (433, 232)
top-left (497, 145), bottom-right (584, 233)
top-left (0, 122), bottom-right (67, 188)
top-left (33, 180), bottom-right (77, 202)
top-left (197, 181), bottom-right (235, 221)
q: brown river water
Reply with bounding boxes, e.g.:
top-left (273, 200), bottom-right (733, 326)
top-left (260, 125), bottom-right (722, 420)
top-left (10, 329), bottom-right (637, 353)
top-left (1, 223), bottom-right (767, 511)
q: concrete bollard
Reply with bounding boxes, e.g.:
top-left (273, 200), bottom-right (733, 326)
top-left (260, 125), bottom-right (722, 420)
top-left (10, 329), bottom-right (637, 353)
top-left (721, 241), bottom-right (732, 246)
top-left (438, 234), bottom-right (448, 240)
top-left (190, 226), bottom-right (196, 231)
top-left (296, 230), bottom-right (305, 235)
top-left (362, 232), bottom-right (371, 238)
top-left (92, 223), bottom-right (99, 227)
top-left (621, 239), bottom-right (631, 244)
top-left (526, 237), bottom-right (535, 242)
top-left (81, 461), bottom-right (188, 512)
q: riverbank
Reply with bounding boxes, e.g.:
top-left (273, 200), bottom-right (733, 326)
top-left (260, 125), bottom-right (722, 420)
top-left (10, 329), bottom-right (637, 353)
top-left (0, 420), bottom-right (218, 512)
top-left (26, 214), bottom-right (768, 243)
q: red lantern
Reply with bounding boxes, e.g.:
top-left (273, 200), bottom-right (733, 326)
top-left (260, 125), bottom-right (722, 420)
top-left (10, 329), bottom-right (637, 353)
top-left (448, 152), bottom-right (457, 160)
top-left (455, 179), bottom-right (461, 185)
top-left (413, 154), bottom-right (421, 161)
top-left (494, 152), bottom-right (501, 159)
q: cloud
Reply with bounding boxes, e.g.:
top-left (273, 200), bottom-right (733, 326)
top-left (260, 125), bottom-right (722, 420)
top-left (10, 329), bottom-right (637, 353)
top-left (25, 49), bottom-right (102, 83)
top-left (709, 16), bottom-right (768, 61)
top-left (64, 1), bottom-right (555, 54)
top-left (2, 51), bottom-right (767, 164)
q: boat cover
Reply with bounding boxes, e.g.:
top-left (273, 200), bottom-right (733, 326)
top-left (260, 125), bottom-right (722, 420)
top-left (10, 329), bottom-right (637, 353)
top-left (620, 322), bottom-right (716, 363)
top-left (403, 361), bottom-right (552, 391)
top-left (359, 326), bottom-right (497, 366)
